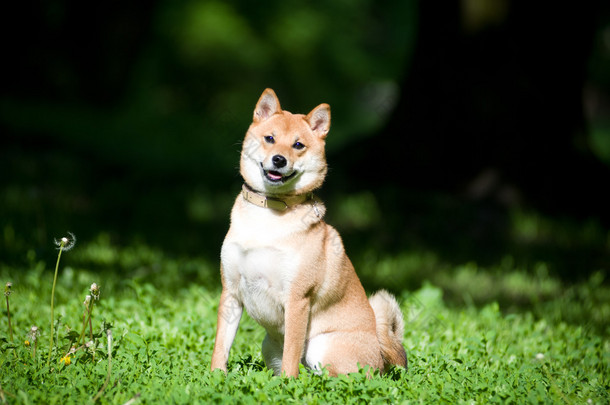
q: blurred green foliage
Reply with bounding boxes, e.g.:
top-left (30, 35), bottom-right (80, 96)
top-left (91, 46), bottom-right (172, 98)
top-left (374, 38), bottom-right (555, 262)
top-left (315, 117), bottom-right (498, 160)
top-left (0, 0), bottom-right (417, 266)
top-left (1, 0), bottom-right (417, 176)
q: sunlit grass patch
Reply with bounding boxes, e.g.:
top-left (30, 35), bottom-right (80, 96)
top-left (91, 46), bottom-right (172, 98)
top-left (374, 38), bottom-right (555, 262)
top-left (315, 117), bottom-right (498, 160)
top-left (1, 234), bottom-right (609, 403)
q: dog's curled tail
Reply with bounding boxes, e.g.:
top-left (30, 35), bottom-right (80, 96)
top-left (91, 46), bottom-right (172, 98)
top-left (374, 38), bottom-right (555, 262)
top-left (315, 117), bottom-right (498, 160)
top-left (369, 290), bottom-right (408, 370)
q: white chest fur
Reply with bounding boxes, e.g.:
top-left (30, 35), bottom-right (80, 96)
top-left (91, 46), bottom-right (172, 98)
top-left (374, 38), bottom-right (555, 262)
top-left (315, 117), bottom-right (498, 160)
top-left (220, 199), bottom-right (309, 338)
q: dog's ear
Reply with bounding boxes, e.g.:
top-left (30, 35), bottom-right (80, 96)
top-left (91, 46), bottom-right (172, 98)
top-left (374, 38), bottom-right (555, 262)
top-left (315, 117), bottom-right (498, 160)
top-left (253, 88), bottom-right (282, 122)
top-left (306, 103), bottom-right (331, 139)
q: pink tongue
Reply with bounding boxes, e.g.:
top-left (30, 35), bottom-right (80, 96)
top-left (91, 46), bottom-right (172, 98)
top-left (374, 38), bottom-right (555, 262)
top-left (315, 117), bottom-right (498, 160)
top-left (268, 171), bottom-right (282, 180)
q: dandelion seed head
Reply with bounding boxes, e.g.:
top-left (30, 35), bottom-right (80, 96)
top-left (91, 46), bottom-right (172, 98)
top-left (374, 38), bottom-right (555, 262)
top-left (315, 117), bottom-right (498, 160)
top-left (90, 282), bottom-right (100, 300)
top-left (4, 282), bottom-right (12, 296)
top-left (29, 326), bottom-right (40, 341)
top-left (54, 231), bottom-right (76, 251)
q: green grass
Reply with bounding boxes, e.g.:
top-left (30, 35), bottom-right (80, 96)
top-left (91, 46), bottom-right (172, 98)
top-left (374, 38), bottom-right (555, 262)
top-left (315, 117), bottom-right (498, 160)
top-left (1, 234), bottom-right (609, 404)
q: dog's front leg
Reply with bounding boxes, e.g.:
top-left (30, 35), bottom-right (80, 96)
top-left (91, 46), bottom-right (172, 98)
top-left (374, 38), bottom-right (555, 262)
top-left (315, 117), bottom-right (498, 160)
top-left (281, 295), bottom-right (311, 377)
top-left (211, 289), bottom-right (243, 373)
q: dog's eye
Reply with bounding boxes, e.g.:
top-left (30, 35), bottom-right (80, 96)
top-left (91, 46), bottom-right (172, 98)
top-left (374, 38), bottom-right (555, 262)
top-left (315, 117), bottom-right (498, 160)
top-left (292, 141), bottom-right (305, 150)
top-left (264, 135), bottom-right (275, 144)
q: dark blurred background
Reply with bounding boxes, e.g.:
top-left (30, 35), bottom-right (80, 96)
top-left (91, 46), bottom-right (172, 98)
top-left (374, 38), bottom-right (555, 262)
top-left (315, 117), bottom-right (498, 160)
top-left (1, 1), bottom-right (609, 289)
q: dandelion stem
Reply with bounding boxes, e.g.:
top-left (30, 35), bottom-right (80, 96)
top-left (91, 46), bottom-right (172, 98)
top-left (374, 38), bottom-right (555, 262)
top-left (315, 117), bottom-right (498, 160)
top-left (80, 297), bottom-right (90, 344)
top-left (29, 326), bottom-right (40, 361)
top-left (91, 329), bottom-right (112, 403)
top-left (76, 300), bottom-right (94, 349)
top-left (4, 283), bottom-right (13, 345)
top-left (89, 312), bottom-right (94, 341)
top-left (5, 290), bottom-right (17, 359)
top-left (5, 296), bottom-right (13, 343)
top-left (46, 240), bottom-right (65, 368)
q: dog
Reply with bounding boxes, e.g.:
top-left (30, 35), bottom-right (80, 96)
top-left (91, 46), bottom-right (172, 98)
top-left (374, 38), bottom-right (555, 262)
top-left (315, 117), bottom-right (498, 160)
top-left (210, 88), bottom-right (407, 377)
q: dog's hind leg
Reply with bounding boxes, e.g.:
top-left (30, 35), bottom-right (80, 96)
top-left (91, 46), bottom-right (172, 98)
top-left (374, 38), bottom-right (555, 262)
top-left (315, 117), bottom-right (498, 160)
top-left (305, 331), bottom-right (384, 376)
top-left (261, 334), bottom-right (283, 376)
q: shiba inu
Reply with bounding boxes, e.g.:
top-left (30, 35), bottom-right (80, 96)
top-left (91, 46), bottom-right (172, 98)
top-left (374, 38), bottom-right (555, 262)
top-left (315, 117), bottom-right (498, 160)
top-left (211, 88), bottom-right (407, 377)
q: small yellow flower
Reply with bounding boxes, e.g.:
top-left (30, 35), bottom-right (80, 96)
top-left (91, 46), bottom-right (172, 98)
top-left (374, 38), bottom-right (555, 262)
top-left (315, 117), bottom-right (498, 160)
top-left (25, 340), bottom-right (30, 347)
top-left (60, 355), bottom-right (72, 365)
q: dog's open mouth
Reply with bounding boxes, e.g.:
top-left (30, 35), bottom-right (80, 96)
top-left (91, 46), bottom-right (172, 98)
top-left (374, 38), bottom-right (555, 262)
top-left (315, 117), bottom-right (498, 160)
top-left (262, 165), bottom-right (297, 184)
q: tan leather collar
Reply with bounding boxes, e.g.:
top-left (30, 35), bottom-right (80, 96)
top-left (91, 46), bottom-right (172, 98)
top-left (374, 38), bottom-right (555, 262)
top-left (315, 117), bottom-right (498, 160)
top-left (242, 184), bottom-right (313, 211)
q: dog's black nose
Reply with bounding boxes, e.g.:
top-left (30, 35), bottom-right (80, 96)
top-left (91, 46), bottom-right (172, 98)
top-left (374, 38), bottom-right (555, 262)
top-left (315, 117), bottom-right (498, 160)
top-left (272, 155), bottom-right (287, 169)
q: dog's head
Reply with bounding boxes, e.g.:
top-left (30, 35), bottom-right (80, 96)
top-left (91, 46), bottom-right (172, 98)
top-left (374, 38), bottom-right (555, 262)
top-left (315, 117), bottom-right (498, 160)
top-left (240, 88), bottom-right (330, 196)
